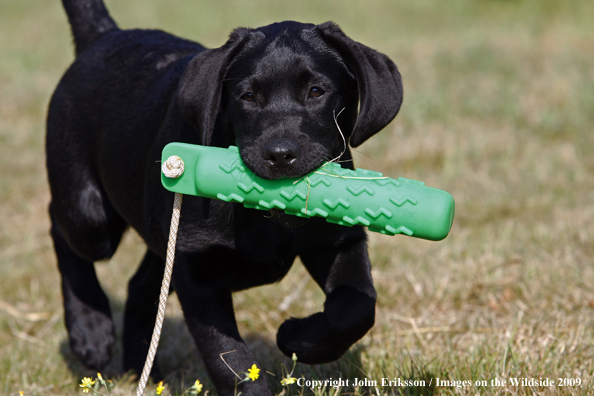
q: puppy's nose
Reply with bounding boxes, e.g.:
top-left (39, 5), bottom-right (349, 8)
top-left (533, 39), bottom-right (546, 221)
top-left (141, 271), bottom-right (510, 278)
top-left (262, 140), bottom-right (299, 168)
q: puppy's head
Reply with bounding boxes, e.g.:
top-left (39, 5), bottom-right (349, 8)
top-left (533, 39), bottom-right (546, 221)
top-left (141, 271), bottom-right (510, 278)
top-left (177, 21), bottom-right (403, 180)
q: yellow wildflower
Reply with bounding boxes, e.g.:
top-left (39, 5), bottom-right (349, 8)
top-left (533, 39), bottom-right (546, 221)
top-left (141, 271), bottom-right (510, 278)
top-left (247, 364), bottom-right (260, 381)
top-left (280, 377), bottom-right (297, 386)
top-left (79, 377), bottom-right (95, 393)
top-left (156, 381), bottom-right (165, 395)
top-left (97, 373), bottom-right (103, 381)
top-left (188, 379), bottom-right (203, 394)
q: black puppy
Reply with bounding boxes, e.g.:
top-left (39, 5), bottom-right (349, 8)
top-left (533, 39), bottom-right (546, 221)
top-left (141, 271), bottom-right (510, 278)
top-left (47, 0), bottom-right (402, 394)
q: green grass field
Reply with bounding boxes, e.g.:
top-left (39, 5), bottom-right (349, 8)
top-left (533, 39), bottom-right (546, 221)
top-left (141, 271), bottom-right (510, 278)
top-left (1, 0), bottom-right (593, 394)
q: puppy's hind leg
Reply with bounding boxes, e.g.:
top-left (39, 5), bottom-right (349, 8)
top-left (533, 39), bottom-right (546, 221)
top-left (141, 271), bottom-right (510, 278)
top-left (48, 180), bottom-right (127, 370)
top-left (50, 220), bottom-right (117, 370)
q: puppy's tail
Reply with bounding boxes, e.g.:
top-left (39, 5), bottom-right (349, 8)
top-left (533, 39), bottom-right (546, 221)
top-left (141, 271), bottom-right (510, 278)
top-left (62, 0), bottom-right (118, 55)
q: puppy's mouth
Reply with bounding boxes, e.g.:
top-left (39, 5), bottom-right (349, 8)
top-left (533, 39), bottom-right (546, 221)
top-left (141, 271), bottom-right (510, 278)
top-left (238, 142), bottom-right (329, 181)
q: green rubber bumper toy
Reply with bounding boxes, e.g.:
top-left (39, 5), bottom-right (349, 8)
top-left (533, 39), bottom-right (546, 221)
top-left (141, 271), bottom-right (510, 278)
top-left (161, 143), bottom-right (454, 241)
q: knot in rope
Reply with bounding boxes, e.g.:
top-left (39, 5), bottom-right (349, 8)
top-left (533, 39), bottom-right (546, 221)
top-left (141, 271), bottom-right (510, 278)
top-left (162, 155), bottom-right (185, 178)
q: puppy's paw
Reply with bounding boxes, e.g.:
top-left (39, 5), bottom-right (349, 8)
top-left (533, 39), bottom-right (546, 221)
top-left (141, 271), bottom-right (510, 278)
top-left (276, 313), bottom-right (347, 364)
top-left (277, 287), bottom-right (376, 364)
top-left (67, 309), bottom-right (115, 370)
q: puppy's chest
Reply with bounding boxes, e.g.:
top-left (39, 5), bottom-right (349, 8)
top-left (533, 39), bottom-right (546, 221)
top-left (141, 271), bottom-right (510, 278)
top-left (235, 219), bottom-right (299, 261)
top-left (208, 229), bottom-right (298, 291)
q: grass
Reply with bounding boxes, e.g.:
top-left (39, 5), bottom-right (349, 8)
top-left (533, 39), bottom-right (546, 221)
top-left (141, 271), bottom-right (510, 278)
top-left (1, 0), bottom-right (594, 394)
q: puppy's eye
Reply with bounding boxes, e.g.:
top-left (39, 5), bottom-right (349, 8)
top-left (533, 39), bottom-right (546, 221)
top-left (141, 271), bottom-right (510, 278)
top-left (309, 87), bottom-right (325, 98)
top-left (241, 93), bottom-right (255, 102)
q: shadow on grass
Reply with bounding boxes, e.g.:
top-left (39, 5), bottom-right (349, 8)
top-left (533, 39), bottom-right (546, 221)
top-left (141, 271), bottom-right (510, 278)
top-left (58, 307), bottom-right (213, 392)
top-left (58, 297), bottom-right (436, 395)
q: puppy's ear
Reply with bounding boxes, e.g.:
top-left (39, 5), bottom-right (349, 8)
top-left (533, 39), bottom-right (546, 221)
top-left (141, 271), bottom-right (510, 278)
top-left (316, 22), bottom-right (403, 147)
top-left (177, 29), bottom-right (250, 146)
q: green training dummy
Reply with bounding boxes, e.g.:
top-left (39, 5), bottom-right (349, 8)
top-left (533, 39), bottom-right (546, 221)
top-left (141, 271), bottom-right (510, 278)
top-left (161, 143), bottom-right (454, 241)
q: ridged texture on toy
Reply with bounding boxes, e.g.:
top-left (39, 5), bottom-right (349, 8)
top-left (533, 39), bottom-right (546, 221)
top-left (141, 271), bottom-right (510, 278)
top-left (161, 144), bottom-right (455, 241)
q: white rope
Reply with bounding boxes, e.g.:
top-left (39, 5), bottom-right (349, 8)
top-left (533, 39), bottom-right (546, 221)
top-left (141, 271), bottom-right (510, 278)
top-left (136, 189), bottom-right (183, 395)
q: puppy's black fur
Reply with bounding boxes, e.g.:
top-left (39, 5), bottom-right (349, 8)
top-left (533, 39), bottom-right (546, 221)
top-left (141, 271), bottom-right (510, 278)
top-left (47, 1), bottom-right (402, 394)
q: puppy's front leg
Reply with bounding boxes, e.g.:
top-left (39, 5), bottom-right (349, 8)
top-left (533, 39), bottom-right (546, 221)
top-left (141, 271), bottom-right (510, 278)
top-left (277, 236), bottom-right (376, 364)
top-left (173, 257), bottom-right (273, 396)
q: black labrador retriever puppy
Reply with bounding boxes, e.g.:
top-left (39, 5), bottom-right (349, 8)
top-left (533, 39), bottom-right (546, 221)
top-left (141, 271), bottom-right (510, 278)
top-left (47, 0), bottom-right (402, 394)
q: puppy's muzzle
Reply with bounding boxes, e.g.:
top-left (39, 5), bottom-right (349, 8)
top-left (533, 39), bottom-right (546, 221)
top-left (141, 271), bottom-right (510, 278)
top-left (262, 139), bottom-right (300, 170)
